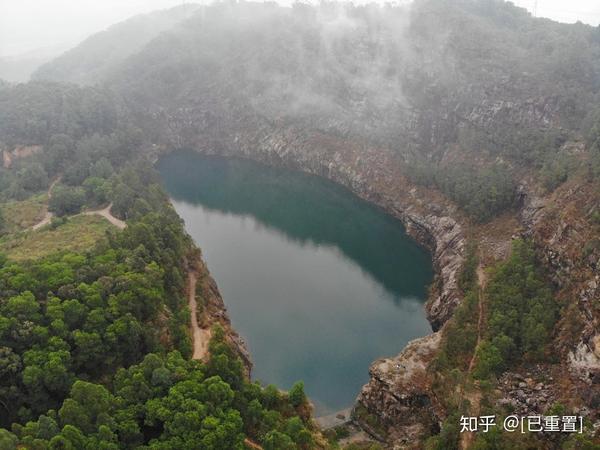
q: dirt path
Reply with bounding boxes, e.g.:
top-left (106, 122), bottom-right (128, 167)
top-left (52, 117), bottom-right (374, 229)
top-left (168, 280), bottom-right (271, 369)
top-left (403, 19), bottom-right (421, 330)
top-left (188, 272), bottom-right (211, 360)
top-left (467, 265), bottom-right (487, 373)
top-left (243, 438), bottom-right (263, 450)
top-left (82, 203), bottom-right (126, 230)
top-left (460, 264), bottom-right (487, 450)
top-left (30, 181), bottom-right (126, 231)
top-left (31, 177), bottom-right (61, 230)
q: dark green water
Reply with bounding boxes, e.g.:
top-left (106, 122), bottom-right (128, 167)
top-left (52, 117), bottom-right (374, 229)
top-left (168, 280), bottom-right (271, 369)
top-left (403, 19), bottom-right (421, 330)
top-left (157, 150), bottom-right (433, 415)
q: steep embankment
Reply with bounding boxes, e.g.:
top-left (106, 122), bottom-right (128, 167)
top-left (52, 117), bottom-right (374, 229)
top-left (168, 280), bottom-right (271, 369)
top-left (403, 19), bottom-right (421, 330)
top-left (186, 253), bottom-right (252, 374)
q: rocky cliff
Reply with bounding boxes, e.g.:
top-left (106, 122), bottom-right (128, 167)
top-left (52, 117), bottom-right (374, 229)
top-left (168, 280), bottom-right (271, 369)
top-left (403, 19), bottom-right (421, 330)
top-left (519, 178), bottom-right (600, 411)
top-left (188, 251), bottom-right (253, 374)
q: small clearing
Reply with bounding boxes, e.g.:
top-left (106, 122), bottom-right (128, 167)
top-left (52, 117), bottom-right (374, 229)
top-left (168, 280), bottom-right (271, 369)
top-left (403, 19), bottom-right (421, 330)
top-left (1, 215), bottom-right (111, 261)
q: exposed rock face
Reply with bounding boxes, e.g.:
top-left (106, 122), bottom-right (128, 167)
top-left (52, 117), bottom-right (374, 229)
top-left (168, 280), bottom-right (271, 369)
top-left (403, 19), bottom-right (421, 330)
top-left (189, 253), bottom-right (252, 374)
top-left (568, 337), bottom-right (600, 384)
top-left (519, 181), bottom-right (600, 385)
top-left (518, 179), bottom-right (600, 439)
top-left (352, 333), bottom-right (442, 447)
top-left (2, 145), bottom-right (43, 168)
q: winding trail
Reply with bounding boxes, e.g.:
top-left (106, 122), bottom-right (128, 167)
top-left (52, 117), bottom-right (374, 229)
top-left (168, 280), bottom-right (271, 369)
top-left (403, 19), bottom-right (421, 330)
top-left (30, 179), bottom-right (126, 232)
top-left (82, 203), bottom-right (126, 230)
top-left (468, 265), bottom-right (487, 373)
top-left (188, 272), bottom-right (211, 361)
top-left (460, 264), bottom-right (488, 450)
top-left (31, 177), bottom-right (61, 230)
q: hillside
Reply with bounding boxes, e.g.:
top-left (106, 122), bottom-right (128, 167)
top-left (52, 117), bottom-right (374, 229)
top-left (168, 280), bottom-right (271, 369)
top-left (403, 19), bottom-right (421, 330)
top-left (102, 0), bottom-right (600, 219)
top-left (31, 4), bottom-right (200, 86)
top-left (1, 0), bottom-right (600, 448)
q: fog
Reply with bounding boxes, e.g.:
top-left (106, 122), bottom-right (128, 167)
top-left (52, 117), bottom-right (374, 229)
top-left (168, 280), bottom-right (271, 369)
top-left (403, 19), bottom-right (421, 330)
top-left (1, 0), bottom-right (599, 58)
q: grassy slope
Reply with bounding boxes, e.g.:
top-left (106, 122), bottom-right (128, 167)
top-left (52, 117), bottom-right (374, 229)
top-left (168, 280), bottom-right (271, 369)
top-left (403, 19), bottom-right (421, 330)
top-left (0, 214), bottom-right (112, 261)
top-left (0, 194), bottom-right (48, 233)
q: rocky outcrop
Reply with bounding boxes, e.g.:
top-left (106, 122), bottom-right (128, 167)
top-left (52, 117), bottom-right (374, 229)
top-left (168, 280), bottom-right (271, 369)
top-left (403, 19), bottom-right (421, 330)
top-left (352, 333), bottom-right (442, 446)
top-left (568, 337), bottom-right (600, 384)
top-left (495, 366), bottom-right (558, 416)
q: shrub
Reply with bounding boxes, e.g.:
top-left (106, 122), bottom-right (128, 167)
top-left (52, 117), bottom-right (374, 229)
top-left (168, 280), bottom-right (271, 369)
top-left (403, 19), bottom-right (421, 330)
top-left (49, 186), bottom-right (86, 216)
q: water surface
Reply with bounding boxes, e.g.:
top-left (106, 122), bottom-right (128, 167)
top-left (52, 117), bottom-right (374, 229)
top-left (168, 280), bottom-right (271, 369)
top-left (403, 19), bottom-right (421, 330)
top-left (157, 150), bottom-right (433, 414)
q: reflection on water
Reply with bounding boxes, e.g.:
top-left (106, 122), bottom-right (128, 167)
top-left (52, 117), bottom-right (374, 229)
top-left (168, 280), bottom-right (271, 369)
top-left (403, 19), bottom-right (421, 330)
top-left (157, 150), bottom-right (433, 414)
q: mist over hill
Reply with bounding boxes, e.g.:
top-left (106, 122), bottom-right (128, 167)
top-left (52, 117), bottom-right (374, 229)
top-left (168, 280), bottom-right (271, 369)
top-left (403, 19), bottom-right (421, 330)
top-left (31, 4), bottom-right (200, 86)
top-left (31, 0), bottom-right (600, 221)
top-left (35, 0), bottom-right (600, 157)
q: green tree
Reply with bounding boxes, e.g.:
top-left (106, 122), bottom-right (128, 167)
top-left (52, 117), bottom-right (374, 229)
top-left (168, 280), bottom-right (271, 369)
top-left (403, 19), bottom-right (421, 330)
top-left (472, 340), bottom-right (504, 379)
top-left (0, 429), bottom-right (18, 450)
top-left (263, 430), bottom-right (295, 450)
top-left (288, 381), bottom-right (307, 408)
top-left (59, 381), bottom-right (113, 435)
top-left (83, 177), bottom-right (111, 206)
top-left (49, 186), bottom-right (86, 216)
top-left (18, 164), bottom-right (49, 193)
top-left (89, 158), bottom-right (114, 179)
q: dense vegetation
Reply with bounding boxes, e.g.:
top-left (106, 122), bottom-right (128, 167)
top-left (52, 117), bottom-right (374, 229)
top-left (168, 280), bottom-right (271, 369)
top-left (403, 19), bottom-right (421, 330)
top-left (0, 163), bottom-right (189, 422)
top-left (0, 159), bottom-right (319, 447)
top-left (407, 162), bottom-right (517, 222)
top-left (1, 328), bottom-right (314, 449)
top-left (0, 80), bottom-right (319, 448)
top-left (473, 240), bottom-right (559, 379)
top-left (0, 82), bottom-right (133, 204)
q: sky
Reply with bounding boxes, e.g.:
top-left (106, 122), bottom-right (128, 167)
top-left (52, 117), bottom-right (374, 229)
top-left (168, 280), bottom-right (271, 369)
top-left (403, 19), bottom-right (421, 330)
top-left (1, 0), bottom-right (599, 57)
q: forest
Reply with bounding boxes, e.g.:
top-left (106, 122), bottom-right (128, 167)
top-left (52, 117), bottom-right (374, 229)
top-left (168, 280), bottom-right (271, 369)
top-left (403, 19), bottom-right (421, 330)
top-left (0, 82), bottom-right (319, 448)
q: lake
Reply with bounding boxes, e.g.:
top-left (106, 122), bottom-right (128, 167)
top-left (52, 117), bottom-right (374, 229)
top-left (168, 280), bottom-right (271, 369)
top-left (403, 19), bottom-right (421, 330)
top-left (157, 150), bottom-right (433, 415)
